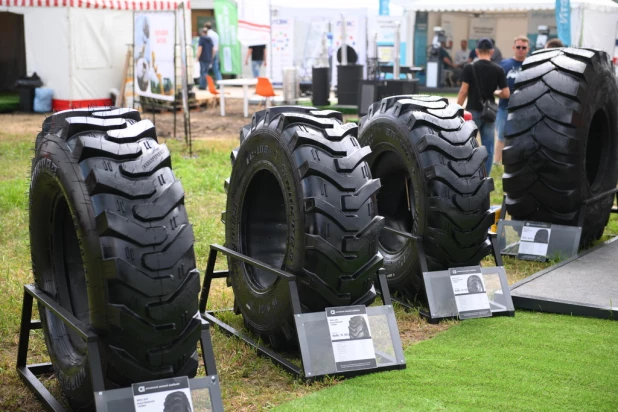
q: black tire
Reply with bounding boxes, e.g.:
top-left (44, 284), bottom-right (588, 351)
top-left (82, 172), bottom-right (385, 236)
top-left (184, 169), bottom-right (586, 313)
top-left (224, 106), bottom-right (384, 349)
top-left (30, 107), bottom-right (200, 410)
top-left (503, 48), bottom-right (618, 245)
top-left (348, 316), bottom-right (370, 339)
top-left (533, 229), bottom-right (550, 244)
top-left (163, 391), bottom-right (191, 412)
top-left (358, 95), bottom-right (495, 298)
top-left (466, 275), bottom-right (484, 293)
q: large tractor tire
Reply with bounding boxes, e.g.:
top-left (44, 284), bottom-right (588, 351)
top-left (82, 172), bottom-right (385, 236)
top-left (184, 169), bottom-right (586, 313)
top-left (503, 48), bottom-right (618, 245)
top-left (358, 95), bottom-right (495, 298)
top-left (30, 107), bottom-right (200, 410)
top-left (224, 106), bottom-right (384, 349)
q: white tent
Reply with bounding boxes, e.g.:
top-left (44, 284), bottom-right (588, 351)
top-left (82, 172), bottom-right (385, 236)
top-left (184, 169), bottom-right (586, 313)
top-left (0, 0), bottom-right (190, 111)
top-left (393, 0), bottom-right (618, 57)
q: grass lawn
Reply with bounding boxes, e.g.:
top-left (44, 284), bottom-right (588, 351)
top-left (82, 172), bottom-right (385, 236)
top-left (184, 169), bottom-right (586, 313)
top-left (0, 111), bottom-right (616, 411)
top-left (277, 312), bottom-right (618, 411)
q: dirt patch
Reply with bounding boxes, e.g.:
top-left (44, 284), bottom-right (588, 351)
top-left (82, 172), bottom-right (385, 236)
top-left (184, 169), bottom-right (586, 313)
top-left (1, 101), bottom-right (359, 142)
top-left (0, 113), bottom-right (47, 138)
top-left (143, 99), bottom-right (252, 140)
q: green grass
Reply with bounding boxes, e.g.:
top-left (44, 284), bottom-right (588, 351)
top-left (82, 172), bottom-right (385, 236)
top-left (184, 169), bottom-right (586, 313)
top-left (277, 312), bottom-right (618, 411)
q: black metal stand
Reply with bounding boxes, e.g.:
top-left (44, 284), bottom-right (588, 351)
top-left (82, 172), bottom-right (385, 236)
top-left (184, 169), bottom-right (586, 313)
top-left (199, 244), bottom-right (403, 381)
top-left (17, 284), bottom-right (222, 412)
top-left (380, 226), bottom-right (504, 322)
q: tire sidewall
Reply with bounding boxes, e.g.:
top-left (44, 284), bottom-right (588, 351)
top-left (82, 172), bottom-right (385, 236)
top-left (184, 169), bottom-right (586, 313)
top-left (226, 130), bottom-right (304, 332)
top-left (359, 115), bottom-right (426, 291)
top-left (578, 69), bottom-right (618, 230)
top-left (30, 133), bottom-right (105, 407)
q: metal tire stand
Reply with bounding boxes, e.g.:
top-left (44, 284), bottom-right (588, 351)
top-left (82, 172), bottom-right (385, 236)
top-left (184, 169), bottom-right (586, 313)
top-left (199, 244), bottom-right (403, 381)
top-left (16, 284), bottom-right (223, 412)
top-left (380, 226), bottom-right (506, 323)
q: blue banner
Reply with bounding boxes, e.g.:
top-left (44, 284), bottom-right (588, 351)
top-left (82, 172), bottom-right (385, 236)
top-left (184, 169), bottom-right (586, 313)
top-left (414, 12), bottom-right (428, 85)
top-left (379, 0), bottom-right (389, 16)
top-left (555, 0), bottom-right (571, 46)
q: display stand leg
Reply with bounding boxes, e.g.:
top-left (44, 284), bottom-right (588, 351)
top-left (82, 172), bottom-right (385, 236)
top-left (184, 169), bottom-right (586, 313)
top-left (199, 243), bottom-right (404, 381)
top-left (381, 226), bottom-right (504, 319)
top-left (16, 284), bottom-right (104, 411)
top-left (199, 245), bottom-right (303, 379)
top-left (17, 284), bottom-right (222, 411)
top-left (173, 100), bottom-right (177, 139)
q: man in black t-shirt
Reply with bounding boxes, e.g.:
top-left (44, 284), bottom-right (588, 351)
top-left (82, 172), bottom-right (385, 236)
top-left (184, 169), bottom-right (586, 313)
top-left (245, 44), bottom-right (267, 78)
top-left (457, 38), bottom-right (509, 175)
top-left (196, 28), bottom-right (214, 90)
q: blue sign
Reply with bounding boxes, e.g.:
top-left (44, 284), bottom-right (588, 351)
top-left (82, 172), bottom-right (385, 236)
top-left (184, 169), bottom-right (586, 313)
top-left (414, 12), bottom-right (428, 85)
top-left (555, 0), bottom-right (571, 46)
top-left (379, 0), bottom-right (389, 16)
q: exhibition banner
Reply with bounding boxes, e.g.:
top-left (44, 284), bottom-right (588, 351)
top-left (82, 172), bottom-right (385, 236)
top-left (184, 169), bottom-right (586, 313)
top-left (555, 0), bottom-right (571, 46)
top-left (134, 12), bottom-right (176, 102)
top-left (271, 18), bottom-right (294, 84)
top-left (379, 0), bottom-right (389, 16)
top-left (214, 0), bottom-right (241, 74)
top-left (413, 12), bottom-right (428, 85)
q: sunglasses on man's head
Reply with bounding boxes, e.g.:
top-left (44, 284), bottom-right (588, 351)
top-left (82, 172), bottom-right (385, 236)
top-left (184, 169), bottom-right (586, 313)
top-left (516, 46), bottom-right (528, 50)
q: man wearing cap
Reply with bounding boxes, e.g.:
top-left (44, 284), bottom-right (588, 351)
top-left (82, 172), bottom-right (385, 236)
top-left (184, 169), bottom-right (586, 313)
top-left (457, 38), bottom-right (510, 175)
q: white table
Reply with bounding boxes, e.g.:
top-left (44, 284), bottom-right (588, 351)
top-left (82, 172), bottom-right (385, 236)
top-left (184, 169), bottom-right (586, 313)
top-left (217, 78), bottom-right (258, 118)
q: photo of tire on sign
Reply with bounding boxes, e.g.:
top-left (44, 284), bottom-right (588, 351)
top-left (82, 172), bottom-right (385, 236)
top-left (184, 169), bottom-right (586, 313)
top-left (134, 12), bottom-right (176, 101)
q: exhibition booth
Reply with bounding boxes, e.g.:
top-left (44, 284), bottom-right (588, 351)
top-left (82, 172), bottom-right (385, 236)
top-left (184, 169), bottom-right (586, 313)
top-left (0, 0), bottom-right (191, 110)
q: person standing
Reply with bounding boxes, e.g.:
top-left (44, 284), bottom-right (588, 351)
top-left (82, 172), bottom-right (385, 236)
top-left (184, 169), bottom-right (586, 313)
top-left (245, 44), bottom-right (267, 78)
top-left (494, 35), bottom-right (529, 165)
top-left (196, 28), bottom-right (214, 90)
top-left (455, 39), bottom-right (469, 67)
top-left (490, 39), bottom-right (503, 63)
top-left (457, 38), bottom-right (510, 175)
top-left (204, 22), bottom-right (222, 82)
top-left (438, 41), bottom-right (461, 83)
top-left (545, 38), bottom-right (564, 48)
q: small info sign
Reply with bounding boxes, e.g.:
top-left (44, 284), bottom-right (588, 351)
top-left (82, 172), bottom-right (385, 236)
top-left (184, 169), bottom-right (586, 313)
top-left (326, 305), bottom-right (377, 372)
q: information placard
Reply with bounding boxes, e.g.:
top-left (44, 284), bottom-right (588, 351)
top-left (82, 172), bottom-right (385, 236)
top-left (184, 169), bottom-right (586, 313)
top-left (449, 266), bottom-right (492, 320)
top-left (132, 376), bottom-right (194, 411)
top-left (326, 305), bottom-right (377, 372)
top-left (134, 12), bottom-right (176, 102)
top-left (517, 222), bottom-right (552, 261)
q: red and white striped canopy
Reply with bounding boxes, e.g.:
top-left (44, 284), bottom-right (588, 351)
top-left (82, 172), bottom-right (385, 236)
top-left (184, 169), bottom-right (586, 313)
top-left (0, 0), bottom-right (188, 9)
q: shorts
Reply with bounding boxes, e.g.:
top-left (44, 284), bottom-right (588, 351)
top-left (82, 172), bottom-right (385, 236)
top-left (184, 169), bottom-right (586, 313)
top-left (496, 107), bottom-right (508, 142)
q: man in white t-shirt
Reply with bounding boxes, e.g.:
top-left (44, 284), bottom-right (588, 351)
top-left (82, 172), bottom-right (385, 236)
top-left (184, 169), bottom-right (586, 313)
top-left (455, 39), bottom-right (469, 67)
top-left (204, 22), bottom-right (222, 81)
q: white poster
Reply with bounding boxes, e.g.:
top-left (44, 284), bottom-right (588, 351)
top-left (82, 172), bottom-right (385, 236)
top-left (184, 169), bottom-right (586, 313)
top-left (450, 267), bottom-right (492, 320)
top-left (518, 222), bottom-right (552, 258)
top-left (326, 306), bottom-right (377, 372)
top-left (331, 15), bottom-right (366, 87)
top-left (527, 10), bottom-right (557, 36)
top-left (469, 17), bottom-right (497, 40)
top-left (133, 376), bottom-right (194, 411)
top-left (134, 12), bottom-right (176, 102)
top-left (271, 18), bottom-right (295, 84)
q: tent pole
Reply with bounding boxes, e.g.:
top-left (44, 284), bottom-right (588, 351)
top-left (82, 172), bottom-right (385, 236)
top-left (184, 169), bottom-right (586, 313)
top-left (269, 0), bottom-right (273, 80)
top-left (67, 6), bottom-right (74, 109)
